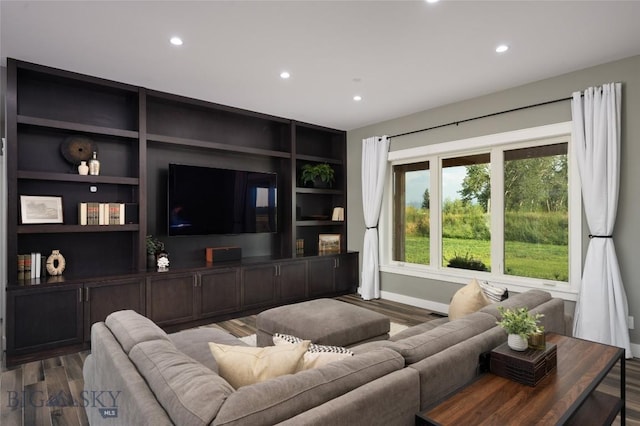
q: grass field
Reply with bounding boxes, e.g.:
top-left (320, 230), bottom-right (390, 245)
top-left (404, 236), bottom-right (568, 281)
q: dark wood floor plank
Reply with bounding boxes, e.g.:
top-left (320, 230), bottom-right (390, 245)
top-left (24, 381), bottom-right (52, 426)
top-left (22, 360), bottom-right (44, 386)
top-left (67, 379), bottom-right (89, 426)
top-left (45, 366), bottom-right (80, 426)
top-left (0, 367), bottom-right (23, 426)
top-left (61, 354), bottom-right (83, 382)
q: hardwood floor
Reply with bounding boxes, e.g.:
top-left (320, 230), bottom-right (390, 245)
top-left (0, 295), bottom-right (636, 425)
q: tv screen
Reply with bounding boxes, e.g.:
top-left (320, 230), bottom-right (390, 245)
top-left (168, 164), bottom-right (277, 236)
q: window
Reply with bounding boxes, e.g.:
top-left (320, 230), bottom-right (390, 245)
top-left (393, 162), bottom-right (430, 265)
top-left (384, 122), bottom-right (580, 298)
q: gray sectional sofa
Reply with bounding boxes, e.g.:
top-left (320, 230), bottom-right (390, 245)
top-left (83, 290), bottom-right (568, 425)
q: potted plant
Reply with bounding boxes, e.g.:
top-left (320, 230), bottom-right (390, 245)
top-left (496, 306), bottom-right (544, 351)
top-left (146, 235), bottom-right (164, 268)
top-left (300, 163), bottom-right (335, 188)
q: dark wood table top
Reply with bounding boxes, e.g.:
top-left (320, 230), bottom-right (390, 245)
top-left (418, 333), bottom-right (624, 425)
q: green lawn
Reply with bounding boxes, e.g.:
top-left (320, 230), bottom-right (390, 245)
top-left (403, 236), bottom-right (568, 281)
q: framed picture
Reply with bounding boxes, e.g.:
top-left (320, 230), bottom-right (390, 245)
top-left (20, 195), bottom-right (64, 224)
top-left (318, 233), bottom-right (341, 253)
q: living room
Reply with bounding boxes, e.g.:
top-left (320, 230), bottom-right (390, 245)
top-left (2, 1), bottom-right (640, 425)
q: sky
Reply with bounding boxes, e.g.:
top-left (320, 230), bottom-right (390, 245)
top-left (405, 166), bottom-right (466, 206)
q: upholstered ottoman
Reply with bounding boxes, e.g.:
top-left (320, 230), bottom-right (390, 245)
top-left (256, 298), bottom-right (390, 347)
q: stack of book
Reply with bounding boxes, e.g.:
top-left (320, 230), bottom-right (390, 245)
top-left (17, 253), bottom-right (46, 281)
top-left (78, 202), bottom-right (128, 225)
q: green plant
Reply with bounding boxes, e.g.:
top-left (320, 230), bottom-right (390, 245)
top-left (146, 235), bottom-right (164, 255)
top-left (447, 251), bottom-right (488, 271)
top-left (300, 163), bottom-right (335, 187)
top-left (496, 306), bottom-right (544, 339)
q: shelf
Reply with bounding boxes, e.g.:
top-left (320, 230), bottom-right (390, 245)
top-left (17, 224), bottom-right (139, 234)
top-left (296, 154), bottom-right (342, 165)
top-left (18, 115), bottom-right (139, 139)
top-left (296, 220), bottom-right (345, 227)
top-left (18, 170), bottom-right (139, 185)
top-left (147, 133), bottom-right (291, 159)
top-left (296, 187), bottom-right (343, 195)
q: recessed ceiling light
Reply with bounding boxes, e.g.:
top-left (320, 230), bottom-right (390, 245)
top-left (170, 36), bottom-right (183, 46)
top-left (353, 95), bottom-right (362, 102)
top-left (426, 0), bottom-right (440, 3)
top-left (496, 44), bottom-right (509, 53)
top-left (280, 71), bottom-right (290, 79)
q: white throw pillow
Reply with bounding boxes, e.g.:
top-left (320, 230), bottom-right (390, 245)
top-left (448, 278), bottom-right (491, 320)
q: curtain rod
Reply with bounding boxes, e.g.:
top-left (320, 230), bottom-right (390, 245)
top-left (388, 96), bottom-right (573, 140)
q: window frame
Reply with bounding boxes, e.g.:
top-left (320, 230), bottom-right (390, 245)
top-left (381, 121), bottom-right (581, 301)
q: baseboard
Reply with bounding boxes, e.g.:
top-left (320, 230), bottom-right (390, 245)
top-left (630, 342), bottom-right (640, 359)
top-left (380, 290), bottom-right (449, 315)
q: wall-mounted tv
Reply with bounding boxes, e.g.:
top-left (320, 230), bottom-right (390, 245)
top-left (168, 164), bottom-right (277, 236)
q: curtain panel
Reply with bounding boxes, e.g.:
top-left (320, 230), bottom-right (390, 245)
top-left (571, 82), bottom-right (631, 357)
top-left (360, 136), bottom-right (390, 300)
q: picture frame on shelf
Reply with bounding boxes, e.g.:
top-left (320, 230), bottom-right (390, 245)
top-left (318, 233), bottom-right (341, 253)
top-left (20, 195), bottom-right (64, 224)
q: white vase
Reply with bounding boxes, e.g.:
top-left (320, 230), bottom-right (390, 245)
top-left (508, 334), bottom-right (528, 351)
top-left (78, 161), bottom-right (89, 175)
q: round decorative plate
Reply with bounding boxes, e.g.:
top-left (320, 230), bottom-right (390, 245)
top-left (60, 135), bottom-right (97, 165)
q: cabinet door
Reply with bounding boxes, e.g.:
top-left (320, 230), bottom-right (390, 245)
top-left (7, 285), bottom-right (84, 354)
top-left (84, 278), bottom-right (146, 341)
top-left (199, 268), bottom-right (241, 318)
top-left (307, 257), bottom-right (336, 297)
top-left (335, 253), bottom-right (359, 293)
top-left (146, 273), bottom-right (196, 326)
top-left (242, 265), bottom-right (277, 309)
top-left (279, 261), bottom-right (307, 302)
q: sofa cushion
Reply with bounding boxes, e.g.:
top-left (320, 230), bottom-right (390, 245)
top-left (105, 310), bottom-right (170, 354)
top-left (213, 348), bottom-right (404, 426)
top-left (448, 278), bottom-right (491, 320)
top-left (129, 339), bottom-right (234, 426)
top-left (389, 311), bottom-right (498, 364)
top-left (169, 327), bottom-right (248, 373)
top-left (209, 341), bottom-right (310, 389)
top-left (273, 333), bottom-right (354, 370)
top-left (479, 289), bottom-right (552, 319)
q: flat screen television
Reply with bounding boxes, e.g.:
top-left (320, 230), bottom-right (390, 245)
top-left (168, 164), bottom-right (277, 236)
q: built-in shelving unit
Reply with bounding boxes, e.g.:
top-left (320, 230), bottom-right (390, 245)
top-left (4, 58), bottom-right (354, 365)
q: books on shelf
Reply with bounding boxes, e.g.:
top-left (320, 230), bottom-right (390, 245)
top-left (332, 207), bottom-right (345, 221)
top-left (17, 253), bottom-right (46, 282)
top-left (78, 202), bottom-right (129, 225)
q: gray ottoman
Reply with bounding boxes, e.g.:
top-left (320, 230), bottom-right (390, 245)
top-left (256, 298), bottom-right (390, 347)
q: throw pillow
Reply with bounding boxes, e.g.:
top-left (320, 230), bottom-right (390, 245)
top-left (273, 333), bottom-right (354, 370)
top-left (448, 278), bottom-right (491, 320)
top-left (208, 340), bottom-right (309, 389)
top-left (478, 280), bottom-right (509, 302)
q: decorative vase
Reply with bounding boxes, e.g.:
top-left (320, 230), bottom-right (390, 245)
top-left (508, 334), bottom-right (528, 351)
top-left (147, 254), bottom-right (156, 269)
top-left (89, 151), bottom-right (100, 176)
top-left (528, 331), bottom-right (546, 350)
top-left (78, 161), bottom-right (89, 175)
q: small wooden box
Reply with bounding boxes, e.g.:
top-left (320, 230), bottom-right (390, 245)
top-left (490, 341), bottom-right (557, 386)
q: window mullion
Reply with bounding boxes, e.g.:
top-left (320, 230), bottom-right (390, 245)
top-left (431, 157), bottom-right (442, 270)
top-left (490, 148), bottom-right (505, 275)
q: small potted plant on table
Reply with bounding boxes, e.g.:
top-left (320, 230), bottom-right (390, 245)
top-left (496, 306), bottom-right (544, 351)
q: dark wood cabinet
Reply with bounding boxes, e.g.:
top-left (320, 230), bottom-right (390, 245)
top-left (278, 260), bottom-right (307, 302)
top-left (146, 273), bottom-right (197, 326)
top-left (335, 252), bottom-right (359, 293)
top-left (241, 265), bottom-right (278, 309)
top-left (7, 284), bottom-right (84, 354)
top-left (83, 278), bottom-right (146, 341)
top-left (307, 256), bottom-right (337, 297)
top-left (198, 268), bottom-right (241, 317)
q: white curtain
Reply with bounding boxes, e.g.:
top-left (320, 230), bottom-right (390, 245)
top-left (360, 136), bottom-right (390, 300)
top-left (571, 83), bottom-right (631, 357)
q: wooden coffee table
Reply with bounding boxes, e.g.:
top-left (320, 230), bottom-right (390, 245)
top-left (416, 333), bottom-right (625, 425)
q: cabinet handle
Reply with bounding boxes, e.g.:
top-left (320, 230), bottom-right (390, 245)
top-left (85, 287), bottom-right (90, 302)
top-left (78, 288), bottom-right (83, 303)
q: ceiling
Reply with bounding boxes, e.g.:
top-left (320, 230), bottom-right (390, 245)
top-left (2, 1), bottom-right (640, 131)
